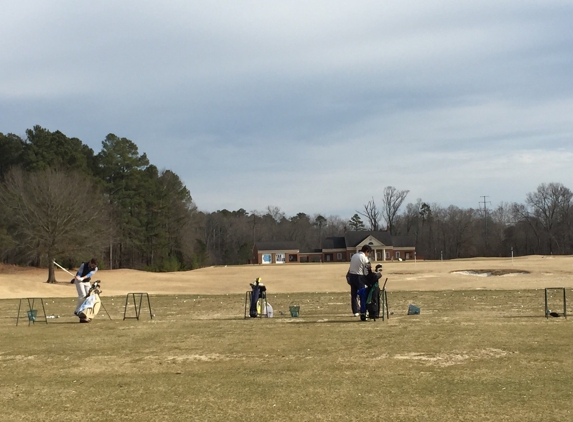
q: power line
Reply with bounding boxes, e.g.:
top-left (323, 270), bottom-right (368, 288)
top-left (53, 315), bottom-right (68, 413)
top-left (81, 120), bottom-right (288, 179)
top-left (479, 196), bottom-right (492, 252)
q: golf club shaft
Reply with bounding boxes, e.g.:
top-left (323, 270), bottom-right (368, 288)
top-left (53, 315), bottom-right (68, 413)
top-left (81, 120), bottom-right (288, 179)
top-left (53, 260), bottom-right (75, 277)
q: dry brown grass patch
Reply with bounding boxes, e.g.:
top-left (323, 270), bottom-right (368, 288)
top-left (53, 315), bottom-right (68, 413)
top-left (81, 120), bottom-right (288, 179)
top-left (451, 269), bottom-right (530, 276)
top-left (1, 289), bottom-right (573, 421)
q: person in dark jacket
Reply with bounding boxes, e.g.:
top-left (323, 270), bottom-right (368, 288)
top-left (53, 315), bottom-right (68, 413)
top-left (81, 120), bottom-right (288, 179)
top-left (362, 263), bottom-right (383, 320)
top-left (73, 258), bottom-right (98, 314)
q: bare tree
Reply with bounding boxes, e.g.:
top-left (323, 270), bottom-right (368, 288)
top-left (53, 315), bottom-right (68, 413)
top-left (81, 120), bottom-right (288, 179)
top-left (399, 199), bottom-right (422, 236)
top-left (358, 198), bottom-right (381, 231)
top-left (0, 168), bottom-right (110, 282)
top-left (526, 183), bottom-right (573, 253)
top-left (487, 202), bottom-right (513, 256)
top-left (250, 210), bottom-right (262, 245)
top-left (266, 206), bottom-right (285, 223)
top-left (286, 213), bottom-right (312, 249)
top-left (381, 186), bottom-right (409, 235)
top-left (510, 202), bottom-right (543, 254)
top-left (324, 215), bottom-right (347, 237)
top-left (441, 206), bottom-right (476, 258)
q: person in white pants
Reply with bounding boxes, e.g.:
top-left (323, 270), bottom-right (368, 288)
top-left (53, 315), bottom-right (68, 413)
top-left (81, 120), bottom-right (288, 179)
top-left (74, 259), bottom-right (98, 314)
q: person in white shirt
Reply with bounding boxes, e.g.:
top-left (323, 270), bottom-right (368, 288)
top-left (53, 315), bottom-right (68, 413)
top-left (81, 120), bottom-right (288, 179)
top-left (346, 245), bottom-right (372, 317)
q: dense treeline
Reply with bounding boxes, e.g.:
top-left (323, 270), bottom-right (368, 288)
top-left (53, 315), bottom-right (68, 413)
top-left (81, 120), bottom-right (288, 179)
top-left (392, 182), bottom-right (573, 259)
top-left (0, 126), bottom-right (201, 280)
top-left (0, 126), bottom-right (343, 279)
top-left (1, 126), bottom-right (572, 280)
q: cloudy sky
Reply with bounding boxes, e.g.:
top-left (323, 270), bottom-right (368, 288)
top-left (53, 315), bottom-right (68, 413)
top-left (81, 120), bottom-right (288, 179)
top-left (1, 1), bottom-right (572, 218)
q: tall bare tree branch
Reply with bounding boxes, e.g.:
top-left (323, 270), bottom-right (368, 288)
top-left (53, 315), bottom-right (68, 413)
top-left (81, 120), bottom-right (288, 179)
top-left (357, 198), bottom-right (381, 231)
top-left (382, 186), bottom-right (409, 235)
top-left (0, 168), bottom-right (111, 282)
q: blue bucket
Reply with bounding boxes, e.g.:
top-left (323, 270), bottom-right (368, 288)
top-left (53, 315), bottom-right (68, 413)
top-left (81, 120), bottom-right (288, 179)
top-left (407, 304), bottom-right (420, 315)
top-left (27, 310), bottom-right (38, 321)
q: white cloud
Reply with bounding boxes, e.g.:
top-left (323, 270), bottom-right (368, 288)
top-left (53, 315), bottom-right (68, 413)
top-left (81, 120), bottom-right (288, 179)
top-left (1, 0), bottom-right (572, 218)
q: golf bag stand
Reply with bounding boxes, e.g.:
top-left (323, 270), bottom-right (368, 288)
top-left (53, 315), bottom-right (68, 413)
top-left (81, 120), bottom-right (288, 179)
top-left (244, 277), bottom-right (268, 318)
top-left (363, 265), bottom-right (385, 321)
top-left (77, 280), bottom-right (103, 323)
top-left (380, 278), bottom-right (389, 321)
top-left (365, 282), bottom-right (381, 321)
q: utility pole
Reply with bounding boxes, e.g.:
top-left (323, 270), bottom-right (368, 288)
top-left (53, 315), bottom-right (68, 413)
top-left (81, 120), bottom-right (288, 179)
top-left (480, 196), bottom-right (491, 255)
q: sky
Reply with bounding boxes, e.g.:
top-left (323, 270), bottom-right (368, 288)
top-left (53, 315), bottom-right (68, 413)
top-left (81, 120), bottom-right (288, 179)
top-left (1, 0), bottom-right (572, 219)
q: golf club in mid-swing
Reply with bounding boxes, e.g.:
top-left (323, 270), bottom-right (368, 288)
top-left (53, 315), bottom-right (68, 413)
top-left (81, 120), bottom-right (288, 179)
top-left (54, 260), bottom-right (112, 320)
top-left (53, 260), bottom-right (75, 277)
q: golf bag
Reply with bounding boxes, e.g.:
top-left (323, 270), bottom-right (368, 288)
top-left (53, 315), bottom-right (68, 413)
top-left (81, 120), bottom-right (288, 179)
top-left (366, 281), bottom-right (380, 320)
top-left (249, 278), bottom-right (266, 318)
top-left (77, 280), bottom-right (102, 323)
top-left (362, 264), bottom-right (382, 321)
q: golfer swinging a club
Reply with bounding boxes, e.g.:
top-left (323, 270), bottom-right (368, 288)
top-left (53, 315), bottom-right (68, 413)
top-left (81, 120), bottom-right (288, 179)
top-left (73, 258), bottom-right (98, 315)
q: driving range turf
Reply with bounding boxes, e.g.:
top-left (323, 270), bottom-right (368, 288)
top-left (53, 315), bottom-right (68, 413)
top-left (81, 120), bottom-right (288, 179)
top-left (1, 283), bottom-right (572, 421)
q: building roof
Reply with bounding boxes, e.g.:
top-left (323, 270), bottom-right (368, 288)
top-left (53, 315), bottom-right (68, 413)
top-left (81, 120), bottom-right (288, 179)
top-left (255, 232), bottom-right (415, 254)
top-left (321, 231), bottom-right (415, 250)
top-left (322, 237), bottom-right (347, 249)
top-left (344, 231), bottom-right (393, 247)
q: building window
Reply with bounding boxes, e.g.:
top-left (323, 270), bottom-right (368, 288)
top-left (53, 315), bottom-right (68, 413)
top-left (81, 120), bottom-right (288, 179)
top-left (385, 252), bottom-right (389, 259)
top-left (276, 253), bottom-right (285, 264)
top-left (289, 254), bottom-right (297, 262)
top-left (337, 253), bottom-right (342, 260)
top-left (262, 254), bottom-right (272, 264)
top-left (396, 251), bottom-right (400, 258)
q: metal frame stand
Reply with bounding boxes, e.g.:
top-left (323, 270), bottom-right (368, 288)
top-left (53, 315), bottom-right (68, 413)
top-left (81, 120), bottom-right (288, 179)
top-left (380, 289), bottom-right (389, 321)
top-left (244, 291), bottom-right (249, 318)
top-left (244, 291), bottom-right (268, 318)
top-left (16, 298), bottom-right (48, 326)
top-left (123, 293), bottom-right (154, 320)
top-left (545, 288), bottom-right (567, 318)
top-left (99, 299), bottom-right (113, 320)
top-left (379, 278), bottom-right (389, 321)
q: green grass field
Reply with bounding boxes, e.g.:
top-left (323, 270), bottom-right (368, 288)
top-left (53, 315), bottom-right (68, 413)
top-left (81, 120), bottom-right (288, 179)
top-left (1, 289), bottom-right (572, 421)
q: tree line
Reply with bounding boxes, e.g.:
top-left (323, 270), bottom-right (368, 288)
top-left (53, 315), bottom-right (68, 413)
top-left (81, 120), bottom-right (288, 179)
top-left (353, 184), bottom-right (573, 259)
top-left (1, 126), bottom-right (572, 281)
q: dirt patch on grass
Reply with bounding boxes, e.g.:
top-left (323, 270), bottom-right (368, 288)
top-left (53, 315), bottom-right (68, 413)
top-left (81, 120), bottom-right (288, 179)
top-left (164, 354), bottom-right (228, 362)
top-left (451, 269), bottom-right (530, 277)
top-left (393, 348), bottom-right (510, 367)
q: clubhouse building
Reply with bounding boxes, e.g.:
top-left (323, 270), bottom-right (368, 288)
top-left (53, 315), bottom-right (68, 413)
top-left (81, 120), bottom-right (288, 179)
top-left (252, 231), bottom-right (416, 264)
